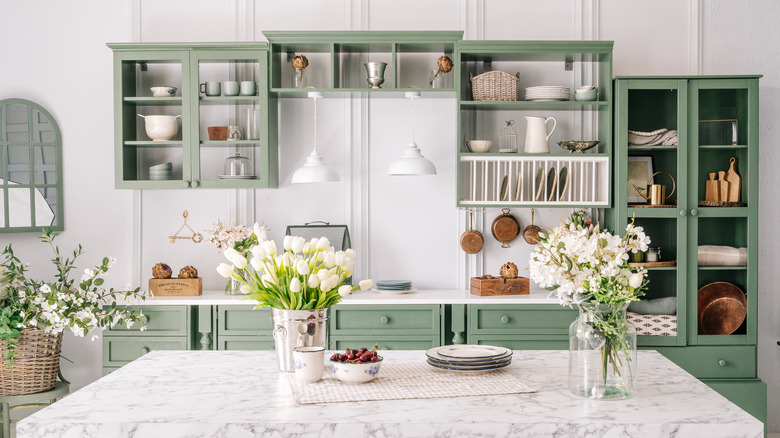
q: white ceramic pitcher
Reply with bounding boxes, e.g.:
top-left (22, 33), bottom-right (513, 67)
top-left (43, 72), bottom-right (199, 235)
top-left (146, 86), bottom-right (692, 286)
top-left (524, 116), bottom-right (557, 153)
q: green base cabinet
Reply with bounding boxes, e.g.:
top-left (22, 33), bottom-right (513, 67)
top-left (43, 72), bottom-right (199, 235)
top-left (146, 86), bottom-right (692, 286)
top-left (214, 305), bottom-right (273, 350)
top-left (466, 304), bottom-right (576, 349)
top-left (328, 305), bottom-right (443, 349)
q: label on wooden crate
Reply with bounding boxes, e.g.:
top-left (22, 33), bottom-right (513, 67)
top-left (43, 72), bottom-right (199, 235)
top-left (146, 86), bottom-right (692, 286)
top-left (149, 278), bottom-right (202, 296)
top-left (470, 276), bottom-right (529, 296)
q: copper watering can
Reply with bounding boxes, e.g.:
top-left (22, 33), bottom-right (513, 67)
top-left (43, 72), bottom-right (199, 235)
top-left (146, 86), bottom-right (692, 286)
top-left (633, 171), bottom-right (676, 205)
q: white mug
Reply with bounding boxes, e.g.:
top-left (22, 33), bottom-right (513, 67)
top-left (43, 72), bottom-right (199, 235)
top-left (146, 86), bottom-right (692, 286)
top-left (293, 346), bottom-right (325, 383)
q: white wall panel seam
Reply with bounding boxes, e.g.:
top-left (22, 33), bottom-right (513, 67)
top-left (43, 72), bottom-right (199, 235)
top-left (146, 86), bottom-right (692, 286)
top-left (688, 0), bottom-right (702, 74)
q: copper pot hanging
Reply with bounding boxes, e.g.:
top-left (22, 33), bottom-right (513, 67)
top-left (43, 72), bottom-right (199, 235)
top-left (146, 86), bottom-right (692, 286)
top-left (491, 208), bottom-right (520, 248)
top-left (460, 211), bottom-right (484, 254)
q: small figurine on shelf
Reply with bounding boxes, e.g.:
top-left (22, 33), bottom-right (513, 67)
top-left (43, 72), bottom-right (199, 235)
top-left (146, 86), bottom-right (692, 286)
top-left (291, 54), bottom-right (309, 88)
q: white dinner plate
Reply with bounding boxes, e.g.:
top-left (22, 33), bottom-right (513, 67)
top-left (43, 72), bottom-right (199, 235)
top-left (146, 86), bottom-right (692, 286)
top-left (426, 359), bottom-right (511, 373)
top-left (426, 354), bottom-right (512, 368)
top-left (425, 346), bottom-right (512, 364)
top-left (435, 345), bottom-right (510, 360)
top-left (218, 175), bottom-right (257, 180)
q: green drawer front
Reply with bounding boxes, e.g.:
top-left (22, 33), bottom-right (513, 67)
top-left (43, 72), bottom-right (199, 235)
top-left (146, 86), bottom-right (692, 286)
top-left (105, 305), bottom-right (189, 336)
top-left (469, 335), bottom-right (569, 350)
top-left (218, 306), bottom-right (272, 335)
top-left (471, 305), bottom-right (576, 334)
top-left (102, 367), bottom-right (121, 376)
top-left (329, 305), bottom-right (441, 336)
top-left (330, 337), bottom-right (440, 351)
top-left (103, 337), bottom-right (188, 366)
top-left (703, 379), bottom-right (766, 430)
top-left (217, 336), bottom-right (275, 351)
top-left (653, 346), bottom-right (756, 379)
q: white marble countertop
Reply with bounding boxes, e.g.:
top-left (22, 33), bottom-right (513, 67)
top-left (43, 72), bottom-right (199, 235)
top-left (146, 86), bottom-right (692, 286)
top-left (131, 288), bottom-right (557, 305)
top-left (18, 350), bottom-right (762, 438)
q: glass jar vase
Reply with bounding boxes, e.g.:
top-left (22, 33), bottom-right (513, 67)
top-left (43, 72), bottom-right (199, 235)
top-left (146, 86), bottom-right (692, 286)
top-left (292, 67), bottom-right (307, 88)
top-left (568, 302), bottom-right (637, 400)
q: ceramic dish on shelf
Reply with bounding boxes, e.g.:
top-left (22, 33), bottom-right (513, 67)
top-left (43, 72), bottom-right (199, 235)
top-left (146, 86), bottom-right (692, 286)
top-left (434, 345), bottom-right (510, 360)
top-left (371, 287), bottom-right (416, 295)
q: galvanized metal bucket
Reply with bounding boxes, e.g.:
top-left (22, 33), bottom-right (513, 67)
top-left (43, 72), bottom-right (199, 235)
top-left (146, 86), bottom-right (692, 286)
top-left (271, 308), bottom-right (329, 372)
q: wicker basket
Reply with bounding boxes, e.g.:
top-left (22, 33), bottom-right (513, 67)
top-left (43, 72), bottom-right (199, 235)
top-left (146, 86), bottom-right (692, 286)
top-left (0, 329), bottom-right (63, 395)
top-left (470, 71), bottom-right (520, 101)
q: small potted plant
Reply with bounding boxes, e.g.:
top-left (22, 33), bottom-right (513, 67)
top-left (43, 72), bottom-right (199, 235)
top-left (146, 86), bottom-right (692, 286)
top-left (0, 229), bottom-right (146, 395)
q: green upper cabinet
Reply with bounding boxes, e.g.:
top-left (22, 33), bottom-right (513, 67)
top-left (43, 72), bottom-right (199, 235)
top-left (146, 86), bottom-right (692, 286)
top-left (455, 41), bottom-right (613, 208)
top-left (263, 31), bottom-right (462, 98)
top-left (612, 76), bottom-right (760, 347)
top-left (108, 43), bottom-right (277, 189)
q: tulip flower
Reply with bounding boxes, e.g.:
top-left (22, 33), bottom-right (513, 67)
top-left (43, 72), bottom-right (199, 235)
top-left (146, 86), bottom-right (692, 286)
top-left (338, 285), bottom-right (352, 297)
top-left (323, 252), bottom-right (335, 268)
top-left (291, 236), bottom-right (305, 254)
top-left (296, 260), bottom-right (310, 276)
top-left (216, 263), bottom-right (234, 278)
top-left (307, 274), bottom-right (320, 289)
top-left (283, 235), bottom-right (294, 251)
top-left (359, 279), bottom-right (373, 290)
top-left (262, 240), bottom-right (277, 256)
top-left (251, 245), bottom-right (266, 260)
top-left (290, 277), bottom-right (301, 293)
top-left (316, 237), bottom-right (331, 251)
top-left (225, 248), bottom-right (247, 269)
top-left (240, 285), bottom-right (251, 295)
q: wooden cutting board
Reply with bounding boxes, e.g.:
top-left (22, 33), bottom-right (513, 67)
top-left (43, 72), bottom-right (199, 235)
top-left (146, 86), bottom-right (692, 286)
top-left (718, 171), bottom-right (729, 202)
top-left (705, 173), bottom-right (719, 202)
top-left (725, 157), bottom-right (741, 203)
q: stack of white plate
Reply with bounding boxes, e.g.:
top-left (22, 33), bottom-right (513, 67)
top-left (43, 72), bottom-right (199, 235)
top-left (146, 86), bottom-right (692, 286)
top-left (524, 86), bottom-right (571, 101)
top-left (149, 162), bottom-right (173, 180)
top-left (425, 345), bottom-right (512, 373)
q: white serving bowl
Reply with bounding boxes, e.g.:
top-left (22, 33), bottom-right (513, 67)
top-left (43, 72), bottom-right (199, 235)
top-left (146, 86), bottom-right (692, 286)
top-left (574, 90), bottom-right (598, 101)
top-left (138, 114), bottom-right (181, 141)
top-left (576, 85), bottom-right (596, 93)
top-left (151, 86), bottom-right (177, 97)
top-left (330, 356), bottom-right (383, 384)
top-left (467, 140), bottom-right (493, 153)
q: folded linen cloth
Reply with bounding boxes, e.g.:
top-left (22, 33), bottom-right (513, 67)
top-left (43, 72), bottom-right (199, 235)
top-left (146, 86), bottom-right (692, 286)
top-left (628, 128), bottom-right (678, 146)
top-left (698, 245), bottom-right (748, 266)
top-left (628, 297), bottom-right (677, 315)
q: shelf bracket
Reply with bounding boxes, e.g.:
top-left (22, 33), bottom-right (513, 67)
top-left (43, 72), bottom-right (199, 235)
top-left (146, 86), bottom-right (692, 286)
top-left (564, 56), bottom-right (573, 71)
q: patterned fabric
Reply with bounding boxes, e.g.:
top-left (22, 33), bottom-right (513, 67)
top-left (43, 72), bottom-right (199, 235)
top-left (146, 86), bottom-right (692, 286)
top-left (628, 312), bottom-right (678, 336)
top-left (287, 362), bottom-right (536, 404)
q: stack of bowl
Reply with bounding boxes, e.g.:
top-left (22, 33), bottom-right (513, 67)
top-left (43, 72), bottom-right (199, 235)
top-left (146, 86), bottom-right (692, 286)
top-left (149, 162), bottom-right (173, 180)
top-left (574, 85), bottom-right (598, 101)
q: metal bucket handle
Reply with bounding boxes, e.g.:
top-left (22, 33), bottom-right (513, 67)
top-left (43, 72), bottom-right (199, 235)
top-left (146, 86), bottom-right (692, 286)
top-left (273, 324), bottom-right (287, 341)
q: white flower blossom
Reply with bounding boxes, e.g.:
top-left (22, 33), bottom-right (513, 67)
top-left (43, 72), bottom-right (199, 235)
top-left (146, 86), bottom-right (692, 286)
top-left (338, 285), bottom-right (352, 297)
top-left (359, 279), bottom-right (373, 290)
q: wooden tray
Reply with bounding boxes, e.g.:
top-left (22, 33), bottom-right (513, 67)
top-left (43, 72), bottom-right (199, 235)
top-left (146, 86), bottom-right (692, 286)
top-left (470, 276), bottom-right (529, 296)
top-left (628, 260), bottom-right (676, 268)
top-left (149, 277), bottom-right (202, 296)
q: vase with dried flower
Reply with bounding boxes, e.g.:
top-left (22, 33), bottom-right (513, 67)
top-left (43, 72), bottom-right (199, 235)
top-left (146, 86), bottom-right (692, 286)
top-left (291, 55), bottom-right (309, 88)
top-left (430, 55), bottom-right (453, 88)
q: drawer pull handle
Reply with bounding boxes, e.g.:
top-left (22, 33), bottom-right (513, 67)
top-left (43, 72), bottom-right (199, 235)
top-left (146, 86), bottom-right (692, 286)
top-left (500, 316), bottom-right (509, 324)
top-left (380, 316), bottom-right (389, 324)
top-left (140, 347), bottom-right (150, 355)
top-left (718, 359), bottom-right (727, 367)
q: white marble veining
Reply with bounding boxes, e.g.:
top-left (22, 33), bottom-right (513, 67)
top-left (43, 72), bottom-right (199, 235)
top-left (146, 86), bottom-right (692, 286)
top-left (17, 350), bottom-right (762, 438)
top-left (129, 288), bottom-right (557, 306)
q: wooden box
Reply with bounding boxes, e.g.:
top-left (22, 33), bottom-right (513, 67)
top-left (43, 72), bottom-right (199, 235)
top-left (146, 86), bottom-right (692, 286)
top-left (149, 278), bottom-right (202, 296)
top-left (470, 276), bottom-right (529, 296)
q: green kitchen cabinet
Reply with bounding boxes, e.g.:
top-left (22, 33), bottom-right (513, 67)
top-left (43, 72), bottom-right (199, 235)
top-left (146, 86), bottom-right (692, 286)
top-left (108, 43), bottom-right (277, 189)
top-left (263, 31), bottom-right (462, 97)
top-left (328, 305), bottom-right (443, 349)
top-left (455, 41), bottom-right (613, 208)
top-left (214, 305), bottom-right (274, 350)
top-left (466, 304), bottom-right (576, 349)
top-left (614, 76), bottom-right (764, 425)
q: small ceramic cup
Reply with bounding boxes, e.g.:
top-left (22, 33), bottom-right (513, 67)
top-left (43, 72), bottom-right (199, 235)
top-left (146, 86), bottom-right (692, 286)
top-left (240, 81), bottom-right (257, 96)
top-left (200, 81), bottom-right (221, 96)
top-left (223, 81), bottom-right (240, 96)
top-left (293, 346), bottom-right (325, 383)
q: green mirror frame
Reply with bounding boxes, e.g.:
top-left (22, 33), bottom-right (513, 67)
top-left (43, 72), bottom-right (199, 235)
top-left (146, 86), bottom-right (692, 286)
top-left (0, 98), bottom-right (63, 233)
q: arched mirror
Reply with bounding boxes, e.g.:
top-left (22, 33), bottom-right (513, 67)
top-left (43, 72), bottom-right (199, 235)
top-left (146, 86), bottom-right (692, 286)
top-left (0, 98), bottom-right (63, 233)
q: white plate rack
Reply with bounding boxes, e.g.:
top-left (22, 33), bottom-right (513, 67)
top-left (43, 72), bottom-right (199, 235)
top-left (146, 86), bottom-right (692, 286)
top-left (459, 155), bottom-right (609, 206)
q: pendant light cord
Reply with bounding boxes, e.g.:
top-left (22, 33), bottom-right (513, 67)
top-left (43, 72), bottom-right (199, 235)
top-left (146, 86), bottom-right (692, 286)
top-left (410, 96), bottom-right (415, 143)
top-left (312, 96), bottom-right (318, 153)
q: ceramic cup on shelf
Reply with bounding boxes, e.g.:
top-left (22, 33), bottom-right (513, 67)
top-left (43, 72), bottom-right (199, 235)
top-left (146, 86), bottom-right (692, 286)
top-left (223, 81), bottom-right (240, 96)
top-left (293, 346), bottom-right (325, 383)
top-left (240, 81), bottom-right (257, 96)
top-left (200, 81), bottom-right (221, 96)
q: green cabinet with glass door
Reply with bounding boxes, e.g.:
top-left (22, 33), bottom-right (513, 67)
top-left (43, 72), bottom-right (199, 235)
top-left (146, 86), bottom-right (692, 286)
top-left (612, 75), bottom-right (764, 426)
top-left (108, 43), bottom-right (276, 189)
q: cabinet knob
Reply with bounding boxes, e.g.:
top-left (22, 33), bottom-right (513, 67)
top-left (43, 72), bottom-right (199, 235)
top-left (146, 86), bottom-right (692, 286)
top-left (718, 359), bottom-right (727, 367)
top-left (182, 181), bottom-right (191, 188)
top-left (379, 316), bottom-right (389, 324)
top-left (140, 347), bottom-right (150, 355)
top-left (690, 209), bottom-right (698, 216)
top-left (191, 180), bottom-right (200, 188)
top-left (500, 315), bottom-right (510, 324)
top-left (679, 209), bottom-right (687, 217)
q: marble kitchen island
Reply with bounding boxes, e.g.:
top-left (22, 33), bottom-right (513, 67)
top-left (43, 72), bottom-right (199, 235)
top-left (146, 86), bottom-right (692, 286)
top-left (17, 350), bottom-right (762, 438)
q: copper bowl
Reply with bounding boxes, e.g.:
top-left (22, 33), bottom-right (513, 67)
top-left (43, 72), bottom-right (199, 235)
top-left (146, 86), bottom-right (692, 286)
top-left (697, 282), bottom-right (746, 335)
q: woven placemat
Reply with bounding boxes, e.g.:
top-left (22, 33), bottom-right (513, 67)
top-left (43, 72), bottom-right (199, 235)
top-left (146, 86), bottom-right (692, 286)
top-left (286, 362), bottom-right (536, 404)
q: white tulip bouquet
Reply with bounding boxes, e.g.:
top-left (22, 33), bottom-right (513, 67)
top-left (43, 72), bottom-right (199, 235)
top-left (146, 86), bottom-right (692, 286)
top-left (217, 235), bottom-right (372, 310)
top-left (529, 210), bottom-right (650, 385)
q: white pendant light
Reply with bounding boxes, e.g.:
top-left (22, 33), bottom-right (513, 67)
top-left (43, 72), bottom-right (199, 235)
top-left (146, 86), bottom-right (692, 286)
top-left (292, 91), bottom-right (340, 184)
top-left (388, 91), bottom-right (437, 175)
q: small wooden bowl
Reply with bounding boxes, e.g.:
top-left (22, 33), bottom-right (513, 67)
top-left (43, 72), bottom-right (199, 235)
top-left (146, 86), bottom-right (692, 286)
top-left (697, 282), bottom-right (746, 335)
top-left (208, 126), bottom-right (228, 141)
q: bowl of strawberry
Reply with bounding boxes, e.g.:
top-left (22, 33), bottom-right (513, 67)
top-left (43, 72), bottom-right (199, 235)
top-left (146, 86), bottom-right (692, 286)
top-left (329, 346), bottom-right (383, 383)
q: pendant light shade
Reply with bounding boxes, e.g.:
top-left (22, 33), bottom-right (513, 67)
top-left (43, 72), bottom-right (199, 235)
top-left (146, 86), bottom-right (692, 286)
top-left (389, 91), bottom-right (436, 175)
top-left (292, 91), bottom-right (340, 184)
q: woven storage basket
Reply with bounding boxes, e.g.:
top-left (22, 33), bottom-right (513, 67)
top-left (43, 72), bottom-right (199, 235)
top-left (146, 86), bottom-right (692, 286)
top-left (0, 329), bottom-right (63, 395)
top-left (470, 71), bottom-right (520, 101)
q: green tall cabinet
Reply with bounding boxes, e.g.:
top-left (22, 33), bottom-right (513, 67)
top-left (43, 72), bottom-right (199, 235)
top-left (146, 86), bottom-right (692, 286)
top-left (612, 75), bottom-right (764, 426)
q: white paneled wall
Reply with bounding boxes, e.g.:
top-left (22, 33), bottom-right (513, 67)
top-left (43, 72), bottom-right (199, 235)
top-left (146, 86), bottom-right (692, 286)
top-left (0, 0), bottom-right (778, 430)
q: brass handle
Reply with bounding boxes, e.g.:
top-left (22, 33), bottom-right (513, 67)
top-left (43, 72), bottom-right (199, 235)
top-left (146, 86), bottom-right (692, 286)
top-left (140, 347), bottom-right (150, 355)
top-left (718, 359), bottom-right (727, 367)
top-left (380, 316), bottom-right (389, 324)
top-left (501, 316), bottom-right (510, 324)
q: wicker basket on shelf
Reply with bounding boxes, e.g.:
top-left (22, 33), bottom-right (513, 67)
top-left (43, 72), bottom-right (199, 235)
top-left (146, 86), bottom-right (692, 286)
top-left (0, 329), bottom-right (63, 395)
top-left (470, 71), bottom-right (520, 101)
